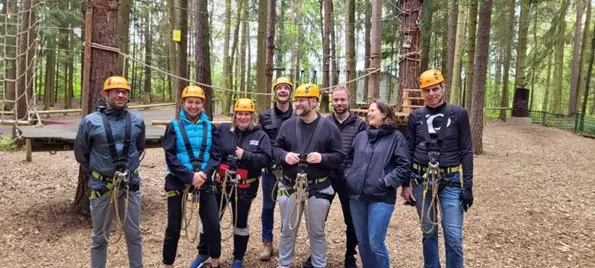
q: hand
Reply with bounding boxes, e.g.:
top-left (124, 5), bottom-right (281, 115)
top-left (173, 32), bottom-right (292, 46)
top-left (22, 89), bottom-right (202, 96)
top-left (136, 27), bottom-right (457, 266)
top-left (460, 188), bottom-right (474, 212)
top-left (306, 152), bottom-right (322, 164)
top-left (285, 152), bottom-right (300, 165)
top-left (235, 147), bottom-right (244, 159)
top-left (192, 172), bottom-right (206, 188)
top-left (401, 186), bottom-right (416, 206)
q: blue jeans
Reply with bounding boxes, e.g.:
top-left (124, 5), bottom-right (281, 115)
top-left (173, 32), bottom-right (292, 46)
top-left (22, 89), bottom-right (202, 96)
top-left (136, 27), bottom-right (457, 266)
top-left (349, 199), bottom-right (394, 268)
top-left (412, 175), bottom-right (464, 268)
top-left (261, 171), bottom-right (277, 242)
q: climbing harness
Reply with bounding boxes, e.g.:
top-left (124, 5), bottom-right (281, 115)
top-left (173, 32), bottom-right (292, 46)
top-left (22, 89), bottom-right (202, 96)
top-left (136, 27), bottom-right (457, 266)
top-left (288, 161), bottom-right (309, 231)
top-left (181, 185), bottom-right (201, 243)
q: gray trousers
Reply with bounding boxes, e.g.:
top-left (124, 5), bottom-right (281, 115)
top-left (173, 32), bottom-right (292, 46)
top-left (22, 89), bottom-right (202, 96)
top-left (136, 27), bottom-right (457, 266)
top-left (278, 182), bottom-right (334, 268)
top-left (90, 190), bottom-right (143, 268)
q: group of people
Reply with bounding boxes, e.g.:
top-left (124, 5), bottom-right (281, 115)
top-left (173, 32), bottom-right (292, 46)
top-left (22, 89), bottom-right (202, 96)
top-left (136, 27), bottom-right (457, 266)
top-left (74, 69), bottom-right (474, 268)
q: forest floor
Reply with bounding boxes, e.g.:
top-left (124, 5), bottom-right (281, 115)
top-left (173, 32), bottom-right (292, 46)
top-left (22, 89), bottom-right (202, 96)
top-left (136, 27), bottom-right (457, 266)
top-left (0, 120), bottom-right (594, 267)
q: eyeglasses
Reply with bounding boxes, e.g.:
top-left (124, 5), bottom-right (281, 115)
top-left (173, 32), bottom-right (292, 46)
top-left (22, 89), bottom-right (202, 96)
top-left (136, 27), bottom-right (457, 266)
top-left (111, 89), bottom-right (129, 96)
top-left (421, 87), bottom-right (441, 94)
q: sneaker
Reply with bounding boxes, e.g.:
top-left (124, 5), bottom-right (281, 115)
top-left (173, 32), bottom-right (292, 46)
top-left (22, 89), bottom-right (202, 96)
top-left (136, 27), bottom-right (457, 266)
top-left (302, 256), bottom-right (313, 268)
top-left (190, 255), bottom-right (209, 268)
top-left (259, 241), bottom-right (274, 261)
top-left (231, 259), bottom-right (243, 268)
top-left (344, 255), bottom-right (358, 268)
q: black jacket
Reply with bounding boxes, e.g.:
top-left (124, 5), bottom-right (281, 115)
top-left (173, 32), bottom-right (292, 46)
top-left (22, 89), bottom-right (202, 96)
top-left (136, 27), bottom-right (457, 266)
top-left (344, 125), bottom-right (411, 204)
top-left (259, 104), bottom-right (294, 140)
top-left (218, 123), bottom-right (272, 180)
top-left (162, 123), bottom-right (221, 192)
top-left (327, 112), bottom-right (367, 179)
top-left (406, 103), bottom-right (473, 190)
top-left (272, 114), bottom-right (344, 191)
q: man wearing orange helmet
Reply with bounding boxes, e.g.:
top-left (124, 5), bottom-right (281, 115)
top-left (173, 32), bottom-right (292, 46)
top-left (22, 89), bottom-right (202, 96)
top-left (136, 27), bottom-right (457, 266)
top-left (200, 98), bottom-right (271, 268)
top-left (404, 69), bottom-right (474, 268)
top-left (75, 76), bottom-right (146, 268)
top-left (273, 83), bottom-right (344, 268)
top-left (258, 77), bottom-right (294, 261)
top-left (160, 85), bottom-right (222, 268)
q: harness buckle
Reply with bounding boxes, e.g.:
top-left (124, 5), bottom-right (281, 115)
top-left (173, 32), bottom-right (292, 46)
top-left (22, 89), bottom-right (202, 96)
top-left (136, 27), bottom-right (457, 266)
top-left (191, 160), bottom-right (202, 172)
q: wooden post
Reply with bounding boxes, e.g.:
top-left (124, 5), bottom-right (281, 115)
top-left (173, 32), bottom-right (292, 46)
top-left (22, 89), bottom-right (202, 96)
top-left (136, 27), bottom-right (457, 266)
top-left (25, 139), bottom-right (32, 162)
top-left (81, 0), bottom-right (93, 116)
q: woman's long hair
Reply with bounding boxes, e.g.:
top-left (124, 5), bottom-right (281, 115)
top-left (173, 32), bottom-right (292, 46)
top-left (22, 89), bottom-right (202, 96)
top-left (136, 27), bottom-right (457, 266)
top-left (230, 112), bottom-right (259, 132)
top-left (372, 99), bottom-right (397, 127)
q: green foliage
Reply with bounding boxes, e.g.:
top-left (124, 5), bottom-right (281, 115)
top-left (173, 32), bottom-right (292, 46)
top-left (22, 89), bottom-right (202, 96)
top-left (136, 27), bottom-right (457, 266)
top-left (0, 136), bottom-right (17, 151)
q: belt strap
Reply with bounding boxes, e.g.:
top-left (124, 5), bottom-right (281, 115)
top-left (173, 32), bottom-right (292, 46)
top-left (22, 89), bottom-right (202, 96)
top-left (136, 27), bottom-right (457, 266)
top-left (307, 177), bottom-right (327, 185)
top-left (412, 163), bottom-right (460, 174)
top-left (91, 169), bottom-right (139, 182)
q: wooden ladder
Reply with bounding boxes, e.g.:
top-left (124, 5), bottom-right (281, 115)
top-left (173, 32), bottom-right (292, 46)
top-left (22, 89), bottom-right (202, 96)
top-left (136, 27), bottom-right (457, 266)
top-left (401, 88), bottom-right (425, 113)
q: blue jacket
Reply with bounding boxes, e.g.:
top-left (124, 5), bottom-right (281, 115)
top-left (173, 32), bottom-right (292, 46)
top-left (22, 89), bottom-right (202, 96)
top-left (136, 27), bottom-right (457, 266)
top-left (344, 125), bottom-right (410, 204)
top-left (74, 108), bottom-right (145, 190)
top-left (162, 110), bottom-right (221, 191)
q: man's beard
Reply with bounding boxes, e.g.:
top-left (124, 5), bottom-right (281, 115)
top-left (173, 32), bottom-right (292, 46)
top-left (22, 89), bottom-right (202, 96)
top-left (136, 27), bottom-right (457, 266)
top-left (333, 106), bottom-right (347, 115)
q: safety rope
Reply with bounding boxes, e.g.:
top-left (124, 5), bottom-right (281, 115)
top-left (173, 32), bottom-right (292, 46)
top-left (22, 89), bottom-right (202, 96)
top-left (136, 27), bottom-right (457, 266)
top-left (181, 184), bottom-right (201, 243)
top-left (218, 170), bottom-right (239, 241)
top-left (102, 171), bottom-right (129, 244)
top-left (288, 172), bottom-right (308, 231)
top-left (419, 162), bottom-right (442, 235)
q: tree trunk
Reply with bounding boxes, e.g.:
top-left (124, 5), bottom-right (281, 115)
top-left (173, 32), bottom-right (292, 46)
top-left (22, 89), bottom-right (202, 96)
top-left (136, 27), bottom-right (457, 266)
top-left (368, 0), bottom-right (382, 101)
top-left (397, 0), bottom-right (422, 111)
top-left (529, 2), bottom-right (538, 111)
top-left (512, 0), bottom-right (530, 113)
top-left (265, 0), bottom-right (277, 108)
top-left (167, 0), bottom-right (177, 103)
top-left (470, 0), bottom-right (492, 155)
top-left (222, 0), bottom-right (232, 114)
top-left (330, 16), bottom-right (337, 87)
top-left (553, 8), bottom-right (567, 115)
top-left (44, 38), bottom-right (56, 110)
top-left (577, 0), bottom-right (592, 107)
top-left (66, 20), bottom-right (75, 109)
top-left (499, 0), bottom-right (514, 120)
top-left (345, 0), bottom-right (356, 108)
top-left (291, 0), bottom-right (303, 84)
top-left (544, 55), bottom-right (552, 112)
top-left (3, 1), bottom-right (16, 112)
top-left (275, 0), bottom-right (286, 71)
top-left (196, 0), bottom-right (213, 118)
top-left (16, 0), bottom-right (36, 120)
top-left (321, 0), bottom-right (331, 112)
top-left (240, 1), bottom-right (248, 95)
top-left (445, 2), bottom-right (459, 101)
top-left (419, 0), bottom-right (434, 71)
top-left (255, 0), bottom-right (268, 112)
top-left (464, 0), bottom-right (478, 110)
top-left (230, 0), bottom-right (245, 102)
top-left (363, 0), bottom-right (372, 101)
top-left (75, 0), bottom-right (119, 215)
top-left (450, 2), bottom-right (467, 105)
top-left (117, 0), bottom-right (132, 75)
top-left (175, 0), bottom-right (189, 116)
top-left (568, 0), bottom-right (584, 115)
top-left (494, 52), bottom-right (502, 108)
top-left (580, 19), bottom-right (595, 126)
top-left (143, 10), bottom-right (152, 104)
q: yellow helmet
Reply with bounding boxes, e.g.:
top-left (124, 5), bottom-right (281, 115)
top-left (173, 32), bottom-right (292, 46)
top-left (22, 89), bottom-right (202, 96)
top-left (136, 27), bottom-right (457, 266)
top-left (272, 77), bottom-right (293, 91)
top-left (294, 83), bottom-right (320, 99)
top-left (181, 85), bottom-right (205, 99)
top-left (103, 76), bottom-right (131, 91)
top-left (234, 98), bottom-right (255, 112)
top-left (419, 69), bottom-right (445, 89)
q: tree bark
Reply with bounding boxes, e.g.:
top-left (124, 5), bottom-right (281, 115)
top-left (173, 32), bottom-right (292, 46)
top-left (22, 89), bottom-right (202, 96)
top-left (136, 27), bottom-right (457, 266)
top-left (577, 0), bottom-right (592, 108)
top-left (75, 0), bottom-right (119, 215)
top-left (529, 2), bottom-right (538, 111)
top-left (222, 0), bottom-right (232, 114)
top-left (167, 0), bottom-right (177, 102)
top-left (512, 0), bottom-right (530, 113)
top-left (230, 0), bottom-right (245, 102)
top-left (450, 2), bottom-right (466, 105)
top-left (568, 0), bottom-right (584, 115)
top-left (240, 1), bottom-right (248, 95)
top-left (470, 0), bottom-right (492, 155)
top-left (16, 0), bottom-right (36, 120)
top-left (419, 0), bottom-right (434, 72)
top-left (255, 0), bottom-right (268, 112)
top-left (321, 0), bottom-right (332, 112)
top-left (363, 0), bottom-right (372, 101)
top-left (368, 0), bottom-right (382, 101)
top-left (345, 0), bottom-right (356, 108)
top-left (464, 0), bottom-right (478, 110)
top-left (275, 0), bottom-right (286, 71)
top-left (44, 38), bottom-right (56, 110)
top-left (499, 0), bottom-right (514, 120)
top-left (143, 9), bottom-right (152, 104)
top-left (397, 0), bottom-right (422, 111)
top-left (117, 0), bottom-right (132, 75)
top-left (445, 2), bottom-right (459, 101)
top-left (196, 0), bottom-right (213, 119)
top-left (265, 0), bottom-right (277, 108)
top-left (544, 55), bottom-right (552, 112)
top-left (553, 7), bottom-right (567, 115)
top-left (580, 19), bottom-right (595, 126)
top-left (175, 0), bottom-right (189, 116)
top-left (3, 1), bottom-right (16, 112)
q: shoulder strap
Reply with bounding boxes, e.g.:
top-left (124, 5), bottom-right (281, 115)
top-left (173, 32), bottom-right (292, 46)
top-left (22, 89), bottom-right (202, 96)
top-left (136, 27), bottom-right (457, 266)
top-left (270, 109), bottom-right (278, 130)
top-left (101, 112), bottom-right (132, 170)
top-left (197, 120), bottom-right (209, 163)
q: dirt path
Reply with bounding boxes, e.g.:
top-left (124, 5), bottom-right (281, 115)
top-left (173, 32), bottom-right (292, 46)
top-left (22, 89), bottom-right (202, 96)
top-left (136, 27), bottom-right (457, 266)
top-left (0, 121), bottom-right (593, 267)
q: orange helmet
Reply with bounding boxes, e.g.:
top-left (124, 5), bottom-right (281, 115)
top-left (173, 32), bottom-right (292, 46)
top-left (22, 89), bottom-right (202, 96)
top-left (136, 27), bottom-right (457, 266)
top-left (234, 98), bottom-right (256, 112)
top-left (419, 69), bottom-right (445, 89)
top-left (103, 76), bottom-right (131, 91)
top-left (181, 85), bottom-right (206, 99)
top-left (294, 83), bottom-right (320, 99)
top-left (272, 77), bottom-right (293, 91)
